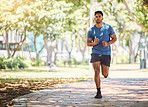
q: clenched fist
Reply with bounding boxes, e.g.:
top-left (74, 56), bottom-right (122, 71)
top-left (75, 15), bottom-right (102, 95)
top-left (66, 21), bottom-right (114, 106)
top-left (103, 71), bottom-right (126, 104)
top-left (94, 36), bottom-right (99, 45)
top-left (102, 41), bottom-right (109, 47)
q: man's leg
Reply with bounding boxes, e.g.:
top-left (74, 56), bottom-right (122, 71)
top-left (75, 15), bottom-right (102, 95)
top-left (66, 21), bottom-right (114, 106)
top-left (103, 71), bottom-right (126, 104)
top-left (101, 64), bottom-right (110, 78)
top-left (92, 61), bottom-right (102, 98)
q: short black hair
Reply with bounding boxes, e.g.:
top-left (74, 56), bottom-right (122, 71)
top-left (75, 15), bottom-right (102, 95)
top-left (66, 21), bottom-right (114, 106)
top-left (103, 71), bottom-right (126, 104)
top-left (95, 11), bottom-right (103, 16)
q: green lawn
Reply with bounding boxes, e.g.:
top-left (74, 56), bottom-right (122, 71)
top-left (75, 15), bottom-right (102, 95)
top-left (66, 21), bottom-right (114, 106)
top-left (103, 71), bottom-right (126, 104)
top-left (0, 65), bottom-right (93, 79)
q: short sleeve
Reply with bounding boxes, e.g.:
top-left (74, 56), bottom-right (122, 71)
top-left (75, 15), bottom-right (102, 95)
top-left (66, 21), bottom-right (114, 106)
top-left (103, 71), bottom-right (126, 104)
top-left (87, 29), bottom-right (93, 39)
top-left (109, 26), bottom-right (115, 36)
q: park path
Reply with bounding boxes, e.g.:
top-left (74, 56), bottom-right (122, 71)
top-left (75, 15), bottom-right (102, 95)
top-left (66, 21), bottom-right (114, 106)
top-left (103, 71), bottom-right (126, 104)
top-left (13, 64), bottom-right (148, 107)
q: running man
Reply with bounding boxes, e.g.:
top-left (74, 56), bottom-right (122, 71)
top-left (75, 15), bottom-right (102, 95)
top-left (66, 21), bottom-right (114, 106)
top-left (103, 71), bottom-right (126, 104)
top-left (87, 11), bottom-right (117, 98)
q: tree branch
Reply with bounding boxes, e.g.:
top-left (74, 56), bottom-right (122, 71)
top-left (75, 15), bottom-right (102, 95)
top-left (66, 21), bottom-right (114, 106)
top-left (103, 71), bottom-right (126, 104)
top-left (11, 31), bottom-right (26, 57)
top-left (38, 44), bottom-right (45, 55)
top-left (122, 0), bottom-right (147, 33)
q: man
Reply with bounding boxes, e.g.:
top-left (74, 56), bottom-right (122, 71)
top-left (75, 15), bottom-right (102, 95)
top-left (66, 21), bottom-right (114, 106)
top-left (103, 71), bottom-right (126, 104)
top-left (87, 11), bottom-right (117, 98)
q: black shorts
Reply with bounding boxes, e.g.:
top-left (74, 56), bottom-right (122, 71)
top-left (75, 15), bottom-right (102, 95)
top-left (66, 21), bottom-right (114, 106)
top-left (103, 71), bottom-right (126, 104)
top-left (90, 53), bottom-right (111, 67)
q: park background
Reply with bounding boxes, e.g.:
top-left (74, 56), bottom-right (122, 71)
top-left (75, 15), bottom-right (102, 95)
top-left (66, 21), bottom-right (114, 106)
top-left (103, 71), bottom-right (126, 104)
top-left (0, 0), bottom-right (148, 106)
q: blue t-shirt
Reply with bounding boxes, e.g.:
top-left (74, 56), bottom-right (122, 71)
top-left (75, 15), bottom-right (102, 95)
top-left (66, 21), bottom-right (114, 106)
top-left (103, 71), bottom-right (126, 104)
top-left (87, 23), bottom-right (115, 55)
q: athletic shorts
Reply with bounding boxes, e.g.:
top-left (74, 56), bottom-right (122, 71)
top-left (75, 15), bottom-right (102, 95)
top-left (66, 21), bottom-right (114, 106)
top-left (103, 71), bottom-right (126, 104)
top-left (90, 53), bottom-right (111, 67)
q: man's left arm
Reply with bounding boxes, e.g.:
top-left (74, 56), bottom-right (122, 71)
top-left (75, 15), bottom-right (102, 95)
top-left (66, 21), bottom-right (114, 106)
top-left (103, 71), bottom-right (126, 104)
top-left (102, 33), bottom-right (117, 46)
top-left (108, 33), bottom-right (117, 45)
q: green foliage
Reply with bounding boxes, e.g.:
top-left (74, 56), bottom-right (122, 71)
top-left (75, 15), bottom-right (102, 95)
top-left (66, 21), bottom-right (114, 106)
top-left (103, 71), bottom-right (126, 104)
top-left (117, 54), bottom-right (129, 63)
top-left (125, 34), bottom-right (130, 46)
top-left (56, 60), bottom-right (65, 67)
top-left (35, 59), bottom-right (41, 66)
top-left (56, 58), bottom-right (88, 67)
top-left (15, 57), bottom-right (28, 69)
top-left (0, 57), bottom-right (6, 69)
top-left (117, 0), bottom-right (122, 3)
top-left (31, 59), bottom-right (45, 66)
top-left (135, 2), bottom-right (148, 28)
top-left (5, 59), bottom-right (19, 69)
top-left (1, 57), bottom-right (28, 70)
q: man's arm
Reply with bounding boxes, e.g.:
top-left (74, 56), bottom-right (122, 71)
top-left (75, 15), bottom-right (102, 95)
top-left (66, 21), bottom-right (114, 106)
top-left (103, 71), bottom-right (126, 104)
top-left (87, 36), bottom-right (99, 47)
top-left (102, 33), bottom-right (117, 46)
top-left (108, 33), bottom-right (117, 45)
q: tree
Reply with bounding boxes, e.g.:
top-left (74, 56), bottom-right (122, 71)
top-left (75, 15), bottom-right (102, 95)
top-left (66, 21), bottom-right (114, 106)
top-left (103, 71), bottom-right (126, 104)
top-left (0, 0), bottom-right (29, 58)
top-left (74, 6), bottom-right (90, 63)
top-left (143, 0), bottom-right (148, 10)
top-left (39, 0), bottom-right (74, 64)
top-left (62, 9), bottom-right (76, 66)
top-left (61, 0), bottom-right (90, 65)
top-left (117, 0), bottom-right (148, 33)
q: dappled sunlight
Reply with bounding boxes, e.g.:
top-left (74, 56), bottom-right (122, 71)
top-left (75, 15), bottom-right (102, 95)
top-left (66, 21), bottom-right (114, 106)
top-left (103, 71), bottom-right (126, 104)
top-left (13, 78), bottom-right (148, 106)
top-left (102, 78), bottom-right (148, 102)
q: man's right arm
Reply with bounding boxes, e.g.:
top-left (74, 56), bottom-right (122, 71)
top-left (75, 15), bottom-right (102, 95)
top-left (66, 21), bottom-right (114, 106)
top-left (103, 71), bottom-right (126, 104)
top-left (87, 36), bottom-right (99, 46)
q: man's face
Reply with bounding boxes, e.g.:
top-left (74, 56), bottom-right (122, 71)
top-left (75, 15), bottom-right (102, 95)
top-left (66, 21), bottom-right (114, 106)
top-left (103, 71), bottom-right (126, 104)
top-left (95, 13), bottom-right (103, 24)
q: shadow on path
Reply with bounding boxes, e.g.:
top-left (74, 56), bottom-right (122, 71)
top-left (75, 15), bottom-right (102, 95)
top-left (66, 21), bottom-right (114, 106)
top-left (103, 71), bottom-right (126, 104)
top-left (13, 78), bottom-right (148, 107)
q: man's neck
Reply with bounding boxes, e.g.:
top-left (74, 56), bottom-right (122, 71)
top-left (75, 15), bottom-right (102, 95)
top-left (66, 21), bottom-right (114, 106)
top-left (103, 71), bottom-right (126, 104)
top-left (96, 22), bottom-right (104, 28)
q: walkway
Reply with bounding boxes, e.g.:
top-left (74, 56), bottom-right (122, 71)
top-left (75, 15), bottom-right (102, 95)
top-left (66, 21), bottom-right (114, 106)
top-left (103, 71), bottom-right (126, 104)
top-left (13, 64), bottom-right (148, 107)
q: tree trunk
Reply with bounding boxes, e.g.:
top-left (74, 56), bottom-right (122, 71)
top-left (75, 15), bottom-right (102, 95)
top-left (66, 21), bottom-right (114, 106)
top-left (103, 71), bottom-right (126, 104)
top-left (79, 44), bottom-right (87, 63)
top-left (53, 41), bottom-right (58, 64)
top-left (33, 34), bottom-right (38, 60)
top-left (129, 40), bottom-right (132, 63)
top-left (68, 52), bottom-right (71, 67)
top-left (44, 35), bottom-right (53, 65)
top-left (134, 37), bottom-right (141, 62)
top-left (112, 44), bottom-right (117, 64)
top-left (82, 51), bottom-right (85, 63)
top-left (27, 44), bottom-right (32, 59)
top-left (129, 39), bottom-right (135, 64)
top-left (4, 30), bottom-right (11, 58)
top-left (65, 39), bottom-right (73, 66)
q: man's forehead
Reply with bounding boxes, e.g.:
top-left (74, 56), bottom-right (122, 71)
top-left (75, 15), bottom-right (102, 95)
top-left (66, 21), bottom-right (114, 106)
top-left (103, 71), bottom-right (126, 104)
top-left (95, 13), bottom-right (102, 16)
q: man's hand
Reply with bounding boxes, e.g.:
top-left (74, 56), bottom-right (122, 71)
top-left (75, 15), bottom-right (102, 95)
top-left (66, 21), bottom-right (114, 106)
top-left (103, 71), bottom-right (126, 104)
top-left (87, 36), bottom-right (99, 46)
top-left (94, 36), bottom-right (99, 45)
top-left (102, 41), bottom-right (108, 47)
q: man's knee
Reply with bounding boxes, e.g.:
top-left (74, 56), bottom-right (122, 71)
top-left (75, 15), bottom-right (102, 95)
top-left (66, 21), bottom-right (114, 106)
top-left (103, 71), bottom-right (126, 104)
top-left (102, 72), bottom-right (108, 78)
top-left (94, 70), bottom-right (100, 77)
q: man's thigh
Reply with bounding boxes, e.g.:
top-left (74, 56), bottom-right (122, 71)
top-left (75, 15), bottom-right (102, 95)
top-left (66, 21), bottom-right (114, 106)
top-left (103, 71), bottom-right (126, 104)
top-left (101, 64), bottom-right (110, 75)
top-left (92, 61), bottom-right (101, 73)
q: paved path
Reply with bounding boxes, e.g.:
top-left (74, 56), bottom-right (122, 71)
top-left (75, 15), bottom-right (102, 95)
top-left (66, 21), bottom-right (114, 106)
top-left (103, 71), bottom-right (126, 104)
top-left (13, 65), bottom-right (148, 107)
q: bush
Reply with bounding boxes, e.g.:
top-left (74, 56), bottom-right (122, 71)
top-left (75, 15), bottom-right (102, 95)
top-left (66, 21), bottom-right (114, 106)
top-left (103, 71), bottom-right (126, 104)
top-left (116, 55), bottom-right (129, 63)
top-left (5, 57), bottom-right (28, 69)
top-left (56, 58), bottom-right (88, 67)
top-left (31, 59), bottom-right (45, 66)
top-left (5, 58), bottom-right (18, 69)
top-left (15, 57), bottom-right (28, 69)
top-left (0, 57), bottom-right (6, 69)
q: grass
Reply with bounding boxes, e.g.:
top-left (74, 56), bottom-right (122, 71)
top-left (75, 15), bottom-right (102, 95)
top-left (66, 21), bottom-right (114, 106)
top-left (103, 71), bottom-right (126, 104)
top-left (0, 65), bottom-right (92, 79)
top-left (0, 65), bottom-right (93, 106)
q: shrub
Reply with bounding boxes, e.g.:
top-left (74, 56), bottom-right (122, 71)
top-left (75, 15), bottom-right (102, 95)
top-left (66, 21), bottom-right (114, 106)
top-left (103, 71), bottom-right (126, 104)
top-left (116, 55), bottom-right (129, 63)
top-left (31, 59), bottom-right (43, 66)
top-left (5, 57), bottom-right (28, 69)
top-left (6, 58), bottom-right (18, 69)
top-left (15, 57), bottom-right (28, 69)
top-left (0, 57), bottom-right (6, 69)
